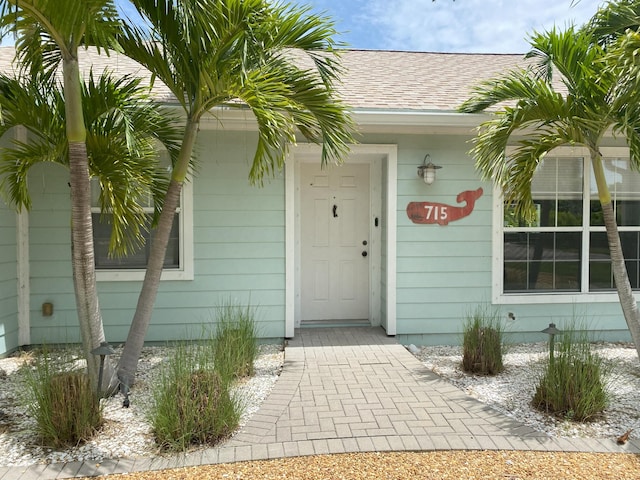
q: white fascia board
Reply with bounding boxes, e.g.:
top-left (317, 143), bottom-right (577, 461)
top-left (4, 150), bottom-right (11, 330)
top-left (188, 105), bottom-right (489, 132)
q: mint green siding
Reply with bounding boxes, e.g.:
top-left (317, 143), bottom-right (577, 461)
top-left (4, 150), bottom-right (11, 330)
top-left (19, 127), bottom-right (634, 351)
top-left (27, 130), bottom-right (286, 346)
top-left (0, 199), bottom-right (18, 355)
top-left (28, 163), bottom-right (78, 344)
top-left (377, 132), bottom-right (630, 346)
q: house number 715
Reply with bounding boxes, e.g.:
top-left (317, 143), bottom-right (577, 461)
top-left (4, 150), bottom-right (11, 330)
top-left (424, 205), bottom-right (447, 221)
top-left (406, 188), bottom-right (484, 226)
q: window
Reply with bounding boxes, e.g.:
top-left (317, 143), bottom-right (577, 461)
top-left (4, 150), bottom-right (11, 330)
top-left (498, 147), bottom-right (640, 299)
top-left (91, 154), bottom-right (193, 281)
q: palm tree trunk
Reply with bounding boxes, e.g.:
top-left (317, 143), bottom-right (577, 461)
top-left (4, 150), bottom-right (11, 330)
top-left (592, 153), bottom-right (640, 359)
top-left (117, 118), bottom-right (199, 387)
top-left (64, 56), bottom-right (114, 393)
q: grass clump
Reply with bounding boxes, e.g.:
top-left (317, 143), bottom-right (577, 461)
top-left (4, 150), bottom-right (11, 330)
top-left (462, 305), bottom-right (504, 375)
top-left (22, 349), bottom-right (102, 448)
top-left (532, 325), bottom-right (608, 421)
top-left (150, 341), bottom-right (241, 452)
top-left (213, 300), bottom-right (259, 381)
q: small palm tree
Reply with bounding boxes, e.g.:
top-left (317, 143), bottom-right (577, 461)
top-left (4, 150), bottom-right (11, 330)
top-left (116, 0), bottom-right (355, 386)
top-left (0, 69), bottom-right (180, 391)
top-left (459, 25), bottom-right (640, 359)
top-left (0, 0), bottom-right (125, 387)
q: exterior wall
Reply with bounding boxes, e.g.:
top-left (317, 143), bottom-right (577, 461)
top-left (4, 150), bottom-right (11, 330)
top-left (28, 130), bottom-right (286, 345)
top-left (0, 198), bottom-right (18, 355)
top-left (24, 126), bottom-right (635, 348)
top-left (28, 163), bottom-right (78, 344)
top-left (381, 131), bottom-right (632, 346)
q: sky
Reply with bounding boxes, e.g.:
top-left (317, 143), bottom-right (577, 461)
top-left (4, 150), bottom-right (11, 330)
top-left (114, 0), bottom-right (603, 54)
top-left (298, 0), bottom-right (603, 53)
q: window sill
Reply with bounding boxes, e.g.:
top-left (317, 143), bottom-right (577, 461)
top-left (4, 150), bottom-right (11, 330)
top-left (96, 268), bottom-right (193, 282)
top-left (495, 291), bottom-right (640, 305)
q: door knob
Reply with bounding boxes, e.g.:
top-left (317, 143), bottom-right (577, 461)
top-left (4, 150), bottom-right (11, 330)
top-left (362, 251), bottom-right (368, 257)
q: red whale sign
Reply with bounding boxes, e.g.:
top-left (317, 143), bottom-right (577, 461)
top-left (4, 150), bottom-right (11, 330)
top-left (406, 188), bottom-right (483, 225)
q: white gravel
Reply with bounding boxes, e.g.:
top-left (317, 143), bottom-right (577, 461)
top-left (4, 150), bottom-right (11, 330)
top-left (0, 344), bottom-right (284, 467)
top-left (411, 341), bottom-right (640, 440)
top-left (1, 340), bottom-right (639, 468)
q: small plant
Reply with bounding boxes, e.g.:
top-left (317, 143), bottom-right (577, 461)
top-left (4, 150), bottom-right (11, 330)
top-left (150, 341), bottom-right (241, 451)
top-left (462, 305), bottom-right (504, 375)
top-left (213, 299), bottom-right (259, 382)
top-left (22, 349), bottom-right (102, 448)
top-left (532, 325), bottom-right (608, 421)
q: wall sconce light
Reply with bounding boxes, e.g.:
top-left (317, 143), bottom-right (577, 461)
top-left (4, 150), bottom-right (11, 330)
top-left (417, 154), bottom-right (442, 185)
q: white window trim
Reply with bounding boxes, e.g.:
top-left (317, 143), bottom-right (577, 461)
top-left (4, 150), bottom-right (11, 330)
top-left (96, 178), bottom-right (194, 282)
top-left (493, 146), bottom-right (640, 304)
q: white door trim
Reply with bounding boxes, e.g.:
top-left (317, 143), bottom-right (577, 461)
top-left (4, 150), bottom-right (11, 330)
top-left (285, 144), bottom-right (397, 337)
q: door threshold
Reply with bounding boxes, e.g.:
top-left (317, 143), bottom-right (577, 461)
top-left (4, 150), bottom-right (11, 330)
top-left (300, 319), bottom-right (371, 328)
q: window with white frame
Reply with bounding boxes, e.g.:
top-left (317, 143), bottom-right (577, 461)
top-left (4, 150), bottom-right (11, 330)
top-left (501, 148), bottom-right (640, 295)
top-left (91, 151), bottom-right (193, 281)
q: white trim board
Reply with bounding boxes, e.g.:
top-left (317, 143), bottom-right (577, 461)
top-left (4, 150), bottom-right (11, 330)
top-left (285, 144), bottom-right (397, 337)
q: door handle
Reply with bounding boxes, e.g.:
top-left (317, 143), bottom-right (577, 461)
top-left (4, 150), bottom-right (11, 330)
top-left (362, 251), bottom-right (368, 257)
top-left (333, 205), bottom-right (338, 218)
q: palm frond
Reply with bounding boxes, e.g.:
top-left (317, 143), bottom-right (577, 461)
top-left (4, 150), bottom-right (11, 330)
top-left (588, 0), bottom-right (640, 46)
top-left (123, 0), bottom-right (354, 185)
top-left (1, 0), bottom-right (122, 78)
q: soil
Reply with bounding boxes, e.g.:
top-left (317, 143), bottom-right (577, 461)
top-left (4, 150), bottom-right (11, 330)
top-left (82, 451), bottom-right (640, 479)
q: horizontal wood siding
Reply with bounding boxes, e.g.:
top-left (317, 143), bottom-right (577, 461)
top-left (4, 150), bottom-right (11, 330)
top-left (28, 131), bottom-right (286, 345)
top-left (382, 132), bottom-right (632, 346)
top-left (24, 127), bottom-right (635, 348)
top-left (0, 198), bottom-right (18, 355)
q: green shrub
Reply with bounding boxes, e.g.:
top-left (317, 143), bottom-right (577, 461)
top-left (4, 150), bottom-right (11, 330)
top-left (213, 300), bottom-right (259, 382)
top-left (23, 349), bottom-right (102, 448)
top-left (462, 305), bottom-right (504, 375)
top-left (150, 341), bottom-right (241, 451)
top-left (532, 326), bottom-right (608, 421)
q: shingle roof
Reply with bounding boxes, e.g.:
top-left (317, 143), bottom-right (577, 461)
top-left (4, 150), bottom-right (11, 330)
top-left (337, 50), bottom-right (523, 112)
top-left (0, 46), bottom-right (523, 113)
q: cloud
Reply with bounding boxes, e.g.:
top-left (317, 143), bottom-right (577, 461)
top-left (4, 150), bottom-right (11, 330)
top-left (353, 0), bottom-right (601, 53)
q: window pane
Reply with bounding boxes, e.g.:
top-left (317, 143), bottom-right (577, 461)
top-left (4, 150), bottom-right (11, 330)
top-left (591, 158), bottom-right (640, 226)
top-left (531, 157), bottom-right (583, 227)
top-left (589, 230), bottom-right (640, 290)
top-left (617, 201), bottom-right (640, 227)
top-left (622, 232), bottom-right (640, 288)
top-left (94, 214), bottom-right (180, 269)
top-left (504, 232), bottom-right (580, 292)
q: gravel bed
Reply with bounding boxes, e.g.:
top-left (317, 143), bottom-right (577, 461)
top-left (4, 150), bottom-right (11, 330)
top-left (2, 340), bottom-right (640, 472)
top-left (0, 344), bottom-right (284, 467)
top-left (86, 451), bottom-right (640, 480)
top-left (410, 341), bottom-right (640, 439)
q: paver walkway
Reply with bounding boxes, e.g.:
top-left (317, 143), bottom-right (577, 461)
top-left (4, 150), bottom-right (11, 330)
top-left (3, 327), bottom-right (639, 479)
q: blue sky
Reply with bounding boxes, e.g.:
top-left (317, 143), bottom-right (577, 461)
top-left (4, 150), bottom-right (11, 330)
top-left (300, 0), bottom-right (602, 53)
top-left (59, 0), bottom-right (601, 55)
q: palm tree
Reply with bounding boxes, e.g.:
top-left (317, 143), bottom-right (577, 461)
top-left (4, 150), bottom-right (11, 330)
top-left (589, 0), bottom-right (640, 43)
top-left (0, 68), bottom-right (180, 392)
top-left (0, 0), bottom-right (127, 388)
top-left (459, 25), bottom-right (640, 359)
top-left (115, 0), bottom-right (354, 386)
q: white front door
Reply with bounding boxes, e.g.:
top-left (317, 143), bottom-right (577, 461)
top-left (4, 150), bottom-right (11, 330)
top-left (300, 162), bottom-right (371, 322)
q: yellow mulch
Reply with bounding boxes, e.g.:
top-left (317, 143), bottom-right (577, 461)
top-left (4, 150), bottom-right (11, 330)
top-left (83, 451), bottom-right (640, 479)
